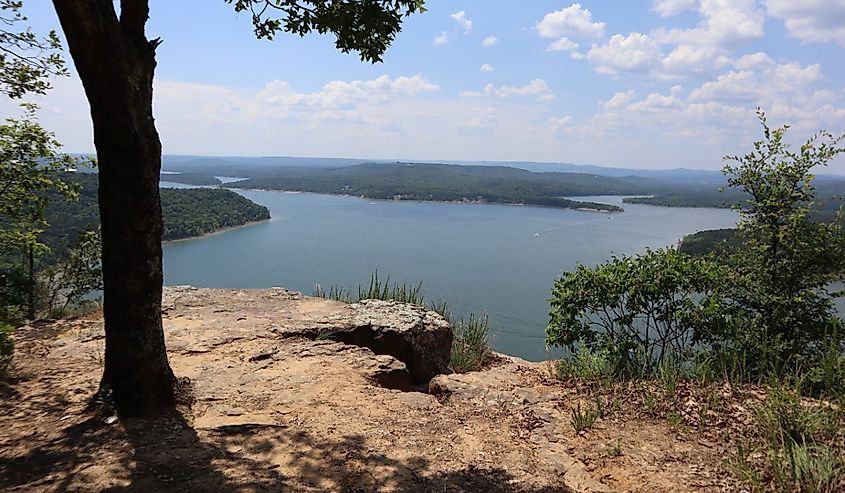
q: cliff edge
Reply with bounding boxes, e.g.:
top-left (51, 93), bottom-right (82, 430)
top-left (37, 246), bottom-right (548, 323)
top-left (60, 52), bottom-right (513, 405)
top-left (0, 287), bottom-right (735, 492)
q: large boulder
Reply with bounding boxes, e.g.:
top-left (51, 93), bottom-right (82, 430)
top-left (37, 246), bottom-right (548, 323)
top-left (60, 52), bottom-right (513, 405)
top-left (329, 299), bottom-right (453, 384)
top-left (162, 287), bottom-right (453, 385)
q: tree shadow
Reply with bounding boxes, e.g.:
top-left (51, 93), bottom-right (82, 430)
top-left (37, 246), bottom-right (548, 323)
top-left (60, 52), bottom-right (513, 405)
top-left (1, 406), bottom-right (573, 492)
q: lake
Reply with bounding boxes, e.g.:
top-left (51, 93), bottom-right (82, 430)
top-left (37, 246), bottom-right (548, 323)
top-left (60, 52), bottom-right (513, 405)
top-left (161, 186), bottom-right (742, 361)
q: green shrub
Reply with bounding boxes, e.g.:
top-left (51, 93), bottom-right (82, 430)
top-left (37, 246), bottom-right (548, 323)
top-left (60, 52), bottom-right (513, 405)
top-left (546, 248), bottom-right (723, 378)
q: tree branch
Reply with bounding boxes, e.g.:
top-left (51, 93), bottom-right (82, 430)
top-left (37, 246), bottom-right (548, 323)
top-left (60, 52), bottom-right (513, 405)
top-left (119, 0), bottom-right (149, 40)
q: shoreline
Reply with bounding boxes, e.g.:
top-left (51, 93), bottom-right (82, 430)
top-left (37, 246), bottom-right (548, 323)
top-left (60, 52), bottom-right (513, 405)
top-left (231, 187), bottom-right (624, 213)
top-left (162, 218), bottom-right (271, 244)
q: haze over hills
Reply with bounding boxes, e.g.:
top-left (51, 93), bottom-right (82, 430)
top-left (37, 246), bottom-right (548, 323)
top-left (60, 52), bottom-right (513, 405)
top-left (157, 157), bottom-right (845, 216)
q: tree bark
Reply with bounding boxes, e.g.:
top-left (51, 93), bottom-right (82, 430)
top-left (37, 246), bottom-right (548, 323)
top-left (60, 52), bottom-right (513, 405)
top-left (52, 0), bottom-right (175, 416)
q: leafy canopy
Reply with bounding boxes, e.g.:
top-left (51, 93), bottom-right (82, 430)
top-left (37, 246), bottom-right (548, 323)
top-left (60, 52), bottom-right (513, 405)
top-left (227, 0), bottom-right (426, 63)
top-left (0, 0), bottom-right (66, 99)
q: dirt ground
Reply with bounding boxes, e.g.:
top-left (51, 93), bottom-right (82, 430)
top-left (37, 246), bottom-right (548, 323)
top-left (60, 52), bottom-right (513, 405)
top-left (1, 287), bottom-right (747, 492)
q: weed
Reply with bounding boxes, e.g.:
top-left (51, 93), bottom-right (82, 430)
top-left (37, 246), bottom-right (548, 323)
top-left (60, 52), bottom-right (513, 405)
top-left (727, 439), bottom-right (762, 491)
top-left (698, 402), bottom-right (709, 431)
top-left (787, 443), bottom-right (844, 493)
top-left (313, 284), bottom-right (352, 302)
top-left (689, 351), bottom-right (715, 383)
top-left (754, 386), bottom-right (838, 447)
top-left (556, 346), bottom-right (612, 382)
top-left (607, 439), bottom-right (623, 458)
top-left (643, 389), bottom-right (657, 414)
top-left (570, 402), bottom-right (599, 433)
top-left (611, 398), bottom-right (622, 413)
top-left (659, 354), bottom-right (680, 397)
top-left (450, 313), bottom-right (491, 373)
top-left (358, 271), bottom-right (425, 305)
top-left (666, 410), bottom-right (684, 431)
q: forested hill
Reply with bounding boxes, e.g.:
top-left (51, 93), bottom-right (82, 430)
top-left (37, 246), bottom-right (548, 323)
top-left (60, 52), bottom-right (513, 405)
top-left (227, 162), bottom-right (653, 212)
top-left (42, 173), bottom-right (270, 253)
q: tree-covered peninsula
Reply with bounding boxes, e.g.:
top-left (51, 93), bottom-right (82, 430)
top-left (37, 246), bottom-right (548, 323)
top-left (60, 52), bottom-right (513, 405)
top-left (41, 173), bottom-right (270, 252)
top-left (228, 162), bottom-right (633, 212)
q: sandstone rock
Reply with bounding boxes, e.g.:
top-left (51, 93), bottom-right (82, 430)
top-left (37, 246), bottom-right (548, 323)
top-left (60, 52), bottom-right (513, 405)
top-left (332, 299), bottom-right (452, 384)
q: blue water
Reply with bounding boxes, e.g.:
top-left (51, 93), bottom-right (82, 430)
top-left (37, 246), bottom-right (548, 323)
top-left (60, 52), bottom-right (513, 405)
top-left (161, 190), bottom-right (742, 361)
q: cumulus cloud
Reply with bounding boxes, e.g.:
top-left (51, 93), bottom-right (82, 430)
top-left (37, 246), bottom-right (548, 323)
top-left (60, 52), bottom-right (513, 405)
top-left (764, 1), bottom-right (845, 46)
top-left (689, 62), bottom-right (822, 103)
top-left (483, 36), bottom-right (499, 47)
top-left (256, 75), bottom-right (440, 110)
top-left (433, 31), bottom-right (450, 45)
top-left (451, 11), bottom-right (472, 34)
top-left (653, 0), bottom-right (765, 47)
top-left (535, 4), bottom-right (605, 39)
top-left (587, 33), bottom-right (662, 75)
top-left (547, 115), bottom-right (574, 135)
top-left (574, 1), bottom-right (767, 80)
top-left (482, 79), bottom-right (555, 101)
top-left (546, 37), bottom-right (579, 53)
top-left (480, 64), bottom-right (495, 73)
top-left (574, 58), bottom-right (843, 156)
top-left (652, 0), bottom-right (700, 17)
top-left (600, 90), bottom-right (637, 110)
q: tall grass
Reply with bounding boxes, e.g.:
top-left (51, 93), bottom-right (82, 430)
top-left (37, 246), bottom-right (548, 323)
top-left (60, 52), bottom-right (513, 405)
top-left (450, 313), bottom-right (492, 373)
top-left (730, 385), bottom-right (845, 493)
top-left (357, 271), bottom-right (425, 305)
top-left (313, 271), bottom-right (492, 373)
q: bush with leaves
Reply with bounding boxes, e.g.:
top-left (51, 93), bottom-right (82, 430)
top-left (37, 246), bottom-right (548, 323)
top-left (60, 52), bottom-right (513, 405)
top-left (547, 111), bottom-right (845, 395)
top-left (546, 248), bottom-right (725, 377)
top-left (697, 112), bottom-right (845, 386)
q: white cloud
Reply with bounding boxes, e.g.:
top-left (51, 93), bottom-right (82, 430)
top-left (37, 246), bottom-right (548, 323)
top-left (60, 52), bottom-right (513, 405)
top-left (576, 58), bottom-right (843, 157)
top-left (451, 11), bottom-right (472, 35)
top-left (652, 0), bottom-right (700, 17)
top-left (458, 106), bottom-right (497, 135)
top-left (600, 90), bottom-right (637, 110)
top-left (548, 115), bottom-right (574, 135)
top-left (483, 79), bottom-right (555, 101)
top-left (733, 52), bottom-right (774, 70)
top-left (653, 0), bottom-right (765, 47)
top-left (660, 45), bottom-right (724, 76)
top-left (689, 62), bottom-right (823, 103)
top-left (764, 1), bottom-right (845, 47)
top-left (546, 37), bottom-right (579, 52)
top-left (536, 4), bottom-right (605, 40)
top-left (256, 75), bottom-right (440, 110)
top-left (587, 33), bottom-right (662, 75)
top-left (433, 31), bottom-right (450, 45)
top-left (483, 36), bottom-right (499, 47)
top-left (480, 64), bottom-right (495, 73)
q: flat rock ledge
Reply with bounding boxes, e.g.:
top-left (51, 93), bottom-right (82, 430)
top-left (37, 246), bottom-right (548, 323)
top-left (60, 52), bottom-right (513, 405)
top-left (162, 286), bottom-right (452, 386)
top-left (1, 286), bottom-right (734, 492)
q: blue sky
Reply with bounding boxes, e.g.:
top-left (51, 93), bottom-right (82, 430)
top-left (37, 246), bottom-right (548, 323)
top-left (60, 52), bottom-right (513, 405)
top-left (11, 1), bottom-right (845, 171)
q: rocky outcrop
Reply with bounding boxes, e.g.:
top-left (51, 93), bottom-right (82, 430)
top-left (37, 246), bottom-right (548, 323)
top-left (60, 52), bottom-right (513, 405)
top-left (331, 299), bottom-right (452, 384)
top-left (162, 286), bottom-right (452, 386)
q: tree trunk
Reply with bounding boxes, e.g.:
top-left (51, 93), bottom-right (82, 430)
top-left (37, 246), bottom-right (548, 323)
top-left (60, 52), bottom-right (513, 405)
top-left (52, 0), bottom-right (175, 416)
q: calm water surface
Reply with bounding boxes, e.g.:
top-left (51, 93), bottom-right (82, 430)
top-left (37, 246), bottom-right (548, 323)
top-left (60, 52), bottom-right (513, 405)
top-left (161, 187), bottom-right (743, 360)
